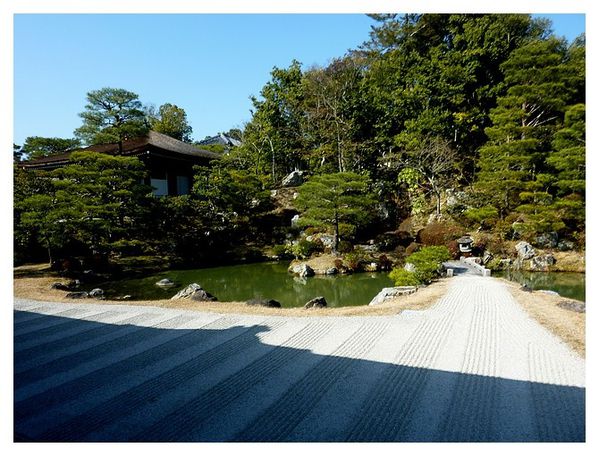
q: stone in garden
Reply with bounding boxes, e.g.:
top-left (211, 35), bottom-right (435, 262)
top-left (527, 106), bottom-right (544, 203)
top-left (535, 232), bottom-right (559, 249)
top-left (246, 298), bottom-right (281, 308)
top-left (557, 300), bottom-right (585, 313)
top-left (369, 286), bottom-right (417, 306)
top-left (515, 241), bottom-right (535, 260)
top-left (404, 263), bottom-right (416, 272)
top-left (156, 278), bottom-right (176, 287)
top-left (281, 170), bottom-right (304, 187)
top-left (89, 288), bottom-right (104, 298)
top-left (65, 291), bottom-right (89, 299)
top-left (530, 254), bottom-right (556, 271)
top-left (557, 240), bottom-right (575, 251)
top-left (538, 289), bottom-right (560, 296)
top-left (291, 214), bottom-right (300, 227)
top-left (290, 263), bottom-right (314, 278)
top-left (304, 296), bottom-right (327, 309)
top-left (51, 282), bottom-right (70, 291)
top-left (325, 267), bottom-right (338, 275)
top-left (190, 289), bottom-right (218, 302)
top-left (171, 283), bottom-right (203, 300)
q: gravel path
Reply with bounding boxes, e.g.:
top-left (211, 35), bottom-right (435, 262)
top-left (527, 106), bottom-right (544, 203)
top-left (13, 276), bottom-right (585, 442)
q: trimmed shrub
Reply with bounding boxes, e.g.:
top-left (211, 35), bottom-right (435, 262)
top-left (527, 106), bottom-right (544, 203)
top-left (405, 245), bottom-right (451, 284)
top-left (389, 268), bottom-right (420, 286)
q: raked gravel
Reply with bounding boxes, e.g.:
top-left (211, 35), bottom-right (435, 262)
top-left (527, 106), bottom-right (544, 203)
top-left (13, 276), bottom-right (585, 442)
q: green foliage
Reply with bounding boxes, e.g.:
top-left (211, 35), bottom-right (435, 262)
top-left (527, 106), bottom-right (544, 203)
top-left (295, 172), bottom-right (376, 250)
top-left (20, 136), bottom-right (81, 160)
top-left (389, 268), bottom-right (420, 286)
top-left (148, 103), bottom-right (193, 142)
top-left (16, 152), bottom-right (152, 264)
top-left (74, 87), bottom-right (148, 148)
top-left (464, 206), bottom-right (499, 228)
top-left (290, 239), bottom-right (318, 260)
top-left (272, 244), bottom-right (292, 258)
top-left (405, 245), bottom-right (451, 283)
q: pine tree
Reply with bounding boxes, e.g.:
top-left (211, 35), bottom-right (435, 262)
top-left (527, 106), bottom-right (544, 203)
top-left (474, 38), bottom-right (573, 220)
top-left (295, 172), bottom-right (376, 250)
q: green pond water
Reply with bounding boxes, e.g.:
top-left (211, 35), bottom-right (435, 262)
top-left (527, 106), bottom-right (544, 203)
top-left (101, 262), bottom-right (395, 308)
top-left (497, 270), bottom-right (585, 302)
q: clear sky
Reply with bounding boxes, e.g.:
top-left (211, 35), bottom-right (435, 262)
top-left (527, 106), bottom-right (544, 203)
top-left (13, 13), bottom-right (585, 146)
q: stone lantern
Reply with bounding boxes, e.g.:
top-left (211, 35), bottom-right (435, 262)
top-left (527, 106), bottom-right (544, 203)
top-left (457, 235), bottom-right (474, 255)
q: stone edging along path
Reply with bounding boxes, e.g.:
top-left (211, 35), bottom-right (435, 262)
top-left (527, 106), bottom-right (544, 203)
top-left (14, 276), bottom-right (585, 442)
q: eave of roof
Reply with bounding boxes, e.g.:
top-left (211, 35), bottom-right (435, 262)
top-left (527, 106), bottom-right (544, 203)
top-left (22, 131), bottom-right (220, 169)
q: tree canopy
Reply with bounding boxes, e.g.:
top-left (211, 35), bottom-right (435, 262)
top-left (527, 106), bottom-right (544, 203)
top-left (74, 87), bottom-right (148, 151)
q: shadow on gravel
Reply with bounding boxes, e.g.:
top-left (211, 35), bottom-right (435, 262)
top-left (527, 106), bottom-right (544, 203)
top-left (14, 310), bottom-right (585, 443)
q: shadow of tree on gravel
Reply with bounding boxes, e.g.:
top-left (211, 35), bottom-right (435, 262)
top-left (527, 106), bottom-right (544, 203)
top-left (14, 309), bottom-right (585, 442)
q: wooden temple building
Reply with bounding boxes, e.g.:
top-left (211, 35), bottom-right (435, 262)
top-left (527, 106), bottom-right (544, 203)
top-left (21, 131), bottom-right (220, 196)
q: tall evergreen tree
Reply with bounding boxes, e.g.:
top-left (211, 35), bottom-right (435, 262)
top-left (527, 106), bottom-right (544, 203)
top-left (474, 37), bottom-right (573, 220)
top-left (74, 88), bottom-right (148, 152)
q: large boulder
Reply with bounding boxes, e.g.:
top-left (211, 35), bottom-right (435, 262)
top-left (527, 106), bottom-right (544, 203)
top-left (369, 286), bottom-right (418, 306)
top-left (515, 241), bottom-right (536, 260)
top-left (304, 296), bottom-right (327, 309)
top-left (246, 298), bottom-right (281, 308)
top-left (171, 283), bottom-right (217, 301)
top-left (281, 170), bottom-right (304, 187)
top-left (529, 254), bottom-right (556, 271)
top-left (535, 232), bottom-right (559, 249)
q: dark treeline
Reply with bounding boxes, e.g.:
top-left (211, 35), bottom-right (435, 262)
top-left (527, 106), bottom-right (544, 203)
top-left (14, 14), bottom-right (585, 273)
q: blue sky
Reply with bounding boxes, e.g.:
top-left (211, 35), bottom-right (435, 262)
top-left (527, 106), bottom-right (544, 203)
top-left (13, 14), bottom-right (585, 145)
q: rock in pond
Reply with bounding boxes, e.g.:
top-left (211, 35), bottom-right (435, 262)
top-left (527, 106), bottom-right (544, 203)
top-left (325, 267), bottom-right (338, 275)
top-left (304, 296), bottom-right (327, 309)
top-left (171, 283), bottom-right (217, 301)
top-left (369, 286), bottom-right (417, 306)
top-left (155, 278), bottom-right (176, 288)
top-left (290, 263), bottom-right (315, 278)
top-left (246, 298), bottom-right (282, 308)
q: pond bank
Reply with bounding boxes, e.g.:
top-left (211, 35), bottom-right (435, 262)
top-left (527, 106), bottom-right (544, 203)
top-left (13, 275), bottom-right (452, 317)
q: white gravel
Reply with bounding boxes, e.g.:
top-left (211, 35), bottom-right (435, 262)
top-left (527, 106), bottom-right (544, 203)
top-left (13, 276), bottom-right (585, 442)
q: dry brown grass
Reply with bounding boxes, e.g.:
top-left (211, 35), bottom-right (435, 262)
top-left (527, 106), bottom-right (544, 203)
top-left (13, 274), bottom-right (450, 317)
top-left (499, 278), bottom-right (585, 357)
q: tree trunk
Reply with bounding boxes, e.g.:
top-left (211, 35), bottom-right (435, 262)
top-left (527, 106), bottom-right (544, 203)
top-left (334, 210), bottom-right (340, 252)
top-left (435, 191), bottom-right (441, 216)
top-left (47, 245), bottom-right (53, 268)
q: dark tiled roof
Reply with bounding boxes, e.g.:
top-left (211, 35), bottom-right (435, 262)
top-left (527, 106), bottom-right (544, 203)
top-left (22, 131), bottom-right (220, 168)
